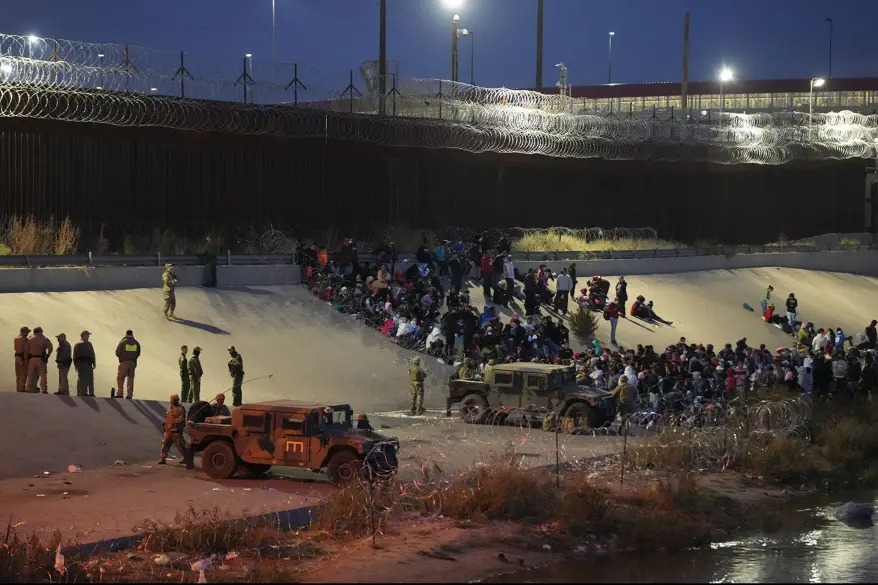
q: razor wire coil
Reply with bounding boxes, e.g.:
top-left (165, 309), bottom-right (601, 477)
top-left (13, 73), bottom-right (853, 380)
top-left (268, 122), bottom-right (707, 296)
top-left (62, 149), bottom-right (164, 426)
top-left (1, 33), bottom-right (877, 165)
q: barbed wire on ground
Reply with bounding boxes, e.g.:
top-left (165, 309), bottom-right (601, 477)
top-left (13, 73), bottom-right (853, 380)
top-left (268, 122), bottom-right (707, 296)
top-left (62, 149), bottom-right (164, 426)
top-left (1, 33), bottom-right (877, 165)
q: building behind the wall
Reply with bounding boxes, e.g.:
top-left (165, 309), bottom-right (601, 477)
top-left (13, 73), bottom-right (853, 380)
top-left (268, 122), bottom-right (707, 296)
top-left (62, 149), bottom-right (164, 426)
top-left (532, 77), bottom-right (878, 116)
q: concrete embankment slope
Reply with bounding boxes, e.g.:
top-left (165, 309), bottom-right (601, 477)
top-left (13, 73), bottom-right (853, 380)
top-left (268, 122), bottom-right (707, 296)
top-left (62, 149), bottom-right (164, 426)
top-left (0, 285), bottom-right (437, 411)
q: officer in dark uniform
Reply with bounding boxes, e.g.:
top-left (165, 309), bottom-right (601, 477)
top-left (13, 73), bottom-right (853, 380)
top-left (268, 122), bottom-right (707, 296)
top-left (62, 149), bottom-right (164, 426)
top-left (179, 345), bottom-right (191, 402)
top-left (160, 394), bottom-right (194, 468)
top-left (227, 346), bottom-right (244, 407)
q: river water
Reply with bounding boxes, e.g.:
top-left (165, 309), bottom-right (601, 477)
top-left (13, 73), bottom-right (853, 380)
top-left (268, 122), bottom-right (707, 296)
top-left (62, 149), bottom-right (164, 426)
top-left (486, 490), bottom-right (878, 583)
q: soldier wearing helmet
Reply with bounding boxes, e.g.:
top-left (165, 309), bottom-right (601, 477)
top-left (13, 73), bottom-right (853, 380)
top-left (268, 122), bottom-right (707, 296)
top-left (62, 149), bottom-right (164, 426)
top-left (408, 356), bottom-right (426, 416)
top-left (161, 263), bottom-right (179, 320)
top-left (160, 394), bottom-right (194, 468)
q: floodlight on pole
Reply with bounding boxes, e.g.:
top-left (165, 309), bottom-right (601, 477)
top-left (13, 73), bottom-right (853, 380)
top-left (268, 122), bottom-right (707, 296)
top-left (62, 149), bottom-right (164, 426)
top-left (27, 35), bottom-right (39, 44)
top-left (809, 77), bottom-right (826, 125)
top-left (608, 32), bottom-right (615, 84)
top-left (718, 67), bottom-right (734, 126)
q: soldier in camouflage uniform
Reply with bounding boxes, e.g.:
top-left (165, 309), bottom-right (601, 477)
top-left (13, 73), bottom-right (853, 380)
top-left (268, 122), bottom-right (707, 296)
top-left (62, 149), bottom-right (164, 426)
top-left (408, 356), bottom-right (426, 415)
top-left (159, 394), bottom-right (194, 468)
top-left (188, 347), bottom-right (203, 402)
top-left (227, 346), bottom-right (244, 407)
top-left (162, 264), bottom-right (178, 320)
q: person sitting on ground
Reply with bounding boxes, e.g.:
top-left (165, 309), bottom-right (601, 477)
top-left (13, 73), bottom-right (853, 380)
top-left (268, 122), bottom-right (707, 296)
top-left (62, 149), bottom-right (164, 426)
top-left (644, 301), bottom-right (673, 325)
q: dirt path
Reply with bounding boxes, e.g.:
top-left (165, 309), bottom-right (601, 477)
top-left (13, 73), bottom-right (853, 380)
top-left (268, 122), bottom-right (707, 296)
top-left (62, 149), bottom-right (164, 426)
top-left (0, 459), bottom-right (332, 543)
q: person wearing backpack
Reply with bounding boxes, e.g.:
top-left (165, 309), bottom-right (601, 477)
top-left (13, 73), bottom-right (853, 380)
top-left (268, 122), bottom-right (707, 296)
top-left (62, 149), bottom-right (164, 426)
top-left (605, 299), bottom-right (621, 346)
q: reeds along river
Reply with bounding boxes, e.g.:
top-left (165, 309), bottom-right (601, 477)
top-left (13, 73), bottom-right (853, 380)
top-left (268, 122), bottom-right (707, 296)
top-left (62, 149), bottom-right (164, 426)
top-left (485, 489), bottom-right (878, 584)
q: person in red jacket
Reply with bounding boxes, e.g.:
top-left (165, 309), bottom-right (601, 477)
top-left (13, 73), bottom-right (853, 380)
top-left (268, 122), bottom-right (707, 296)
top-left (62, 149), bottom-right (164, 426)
top-left (606, 298), bottom-right (621, 346)
top-left (480, 252), bottom-right (494, 303)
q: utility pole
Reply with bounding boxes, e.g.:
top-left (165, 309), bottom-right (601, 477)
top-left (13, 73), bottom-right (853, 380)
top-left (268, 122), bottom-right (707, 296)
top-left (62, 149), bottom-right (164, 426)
top-left (536, 0), bottom-right (544, 88)
top-left (681, 11), bottom-right (690, 110)
top-left (379, 0), bottom-right (387, 114)
top-left (826, 17), bottom-right (833, 79)
top-left (451, 13), bottom-right (460, 82)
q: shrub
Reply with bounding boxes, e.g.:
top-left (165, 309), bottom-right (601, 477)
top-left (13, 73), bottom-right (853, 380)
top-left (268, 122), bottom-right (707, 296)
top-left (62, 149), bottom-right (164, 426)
top-left (135, 506), bottom-right (276, 555)
top-left (569, 305), bottom-right (599, 343)
top-left (0, 523), bottom-right (71, 583)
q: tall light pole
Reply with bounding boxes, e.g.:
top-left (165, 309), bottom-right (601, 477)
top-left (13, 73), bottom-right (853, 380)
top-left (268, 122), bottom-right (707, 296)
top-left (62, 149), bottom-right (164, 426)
top-left (379, 0), bottom-right (387, 114)
top-left (826, 17), bottom-right (832, 79)
top-left (809, 77), bottom-right (825, 124)
top-left (272, 0), bottom-right (276, 83)
top-left (608, 32), bottom-right (615, 84)
top-left (536, 0), bottom-right (544, 88)
top-left (451, 13), bottom-right (460, 82)
top-left (719, 67), bottom-right (733, 126)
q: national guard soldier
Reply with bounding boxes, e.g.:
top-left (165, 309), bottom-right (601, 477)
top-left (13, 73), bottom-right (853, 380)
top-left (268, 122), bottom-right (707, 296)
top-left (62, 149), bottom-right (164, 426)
top-left (162, 263), bottom-right (178, 320)
top-left (201, 236), bottom-right (219, 288)
top-left (188, 347), bottom-right (203, 402)
top-left (25, 326), bottom-right (53, 394)
top-left (179, 345), bottom-right (191, 402)
top-left (159, 394), bottom-right (194, 468)
top-left (73, 330), bottom-right (96, 397)
top-left (227, 346), bottom-right (244, 407)
top-left (212, 393), bottom-right (230, 417)
top-left (114, 329), bottom-right (141, 399)
top-left (409, 356), bottom-right (426, 416)
top-left (54, 333), bottom-right (73, 395)
top-left (14, 326), bottom-right (30, 392)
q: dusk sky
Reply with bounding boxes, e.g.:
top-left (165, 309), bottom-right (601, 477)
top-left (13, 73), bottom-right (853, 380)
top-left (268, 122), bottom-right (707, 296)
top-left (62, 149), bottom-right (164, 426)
top-left (3, 0), bottom-right (874, 90)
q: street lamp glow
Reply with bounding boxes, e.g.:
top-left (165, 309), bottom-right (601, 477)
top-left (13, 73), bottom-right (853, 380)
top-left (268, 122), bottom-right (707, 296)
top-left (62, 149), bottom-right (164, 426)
top-left (442, 0), bottom-right (464, 8)
top-left (97, 53), bottom-right (104, 58)
top-left (719, 67), bottom-right (733, 82)
top-left (27, 35), bottom-right (39, 44)
top-left (459, 28), bottom-right (469, 36)
top-left (0, 63), bottom-right (12, 74)
top-left (150, 87), bottom-right (158, 92)
top-left (812, 77), bottom-right (826, 88)
top-left (609, 31), bottom-right (615, 36)
top-left (245, 53), bottom-right (252, 58)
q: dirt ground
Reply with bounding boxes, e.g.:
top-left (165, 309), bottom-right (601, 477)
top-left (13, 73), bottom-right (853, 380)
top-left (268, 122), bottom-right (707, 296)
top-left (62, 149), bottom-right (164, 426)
top-left (0, 459), bottom-right (332, 543)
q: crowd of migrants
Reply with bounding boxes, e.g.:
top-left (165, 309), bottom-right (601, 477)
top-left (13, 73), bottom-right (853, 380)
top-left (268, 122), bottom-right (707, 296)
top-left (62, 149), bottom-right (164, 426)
top-left (297, 236), bottom-right (878, 419)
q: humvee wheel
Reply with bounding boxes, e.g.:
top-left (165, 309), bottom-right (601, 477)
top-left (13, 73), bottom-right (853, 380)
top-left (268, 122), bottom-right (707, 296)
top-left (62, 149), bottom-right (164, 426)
top-left (326, 449), bottom-right (364, 486)
top-left (565, 403), bottom-right (601, 429)
top-left (460, 393), bottom-right (489, 424)
top-left (202, 441), bottom-right (238, 479)
top-left (243, 463), bottom-right (272, 476)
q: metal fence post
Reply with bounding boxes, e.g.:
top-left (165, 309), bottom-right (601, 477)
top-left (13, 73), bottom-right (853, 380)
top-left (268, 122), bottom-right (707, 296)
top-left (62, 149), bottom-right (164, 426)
top-left (88, 251), bottom-right (93, 265)
top-left (227, 249), bottom-right (232, 266)
top-left (157, 252), bottom-right (162, 267)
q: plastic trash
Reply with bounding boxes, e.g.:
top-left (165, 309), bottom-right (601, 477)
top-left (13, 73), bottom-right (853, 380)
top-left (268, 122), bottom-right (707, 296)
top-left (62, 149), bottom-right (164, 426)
top-left (114, 460), bottom-right (126, 466)
top-left (198, 571), bottom-right (208, 584)
top-left (153, 554), bottom-right (171, 566)
top-left (67, 465), bottom-right (82, 473)
top-left (54, 544), bottom-right (65, 574)
top-left (191, 557), bottom-right (216, 572)
top-left (224, 552), bottom-right (239, 561)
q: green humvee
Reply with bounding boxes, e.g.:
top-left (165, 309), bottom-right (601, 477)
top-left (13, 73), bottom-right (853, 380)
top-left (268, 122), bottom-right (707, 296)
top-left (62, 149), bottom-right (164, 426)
top-left (445, 362), bottom-right (617, 428)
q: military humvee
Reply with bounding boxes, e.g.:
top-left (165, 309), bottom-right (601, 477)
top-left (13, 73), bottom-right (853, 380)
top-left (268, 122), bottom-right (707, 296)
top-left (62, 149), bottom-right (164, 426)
top-left (186, 401), bottom-right (399, 486)
top-left (446, 362), bottom-right (616, 428)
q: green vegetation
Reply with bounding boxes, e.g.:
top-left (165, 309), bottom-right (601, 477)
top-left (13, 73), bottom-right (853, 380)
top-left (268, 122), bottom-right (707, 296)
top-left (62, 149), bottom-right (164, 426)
top-left (569, 305), bottom-right (600, 343)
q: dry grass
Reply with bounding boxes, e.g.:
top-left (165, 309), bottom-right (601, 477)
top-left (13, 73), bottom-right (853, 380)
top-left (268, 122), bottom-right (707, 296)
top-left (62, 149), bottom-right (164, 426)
top-left (0, 521), bottom-right (78, 583)
top-left (135, 506), bottom-right (277, 555)
top-left (0, 215), bottom-right (79, 255)
top-left (513, 230), bottom-right (679, 253)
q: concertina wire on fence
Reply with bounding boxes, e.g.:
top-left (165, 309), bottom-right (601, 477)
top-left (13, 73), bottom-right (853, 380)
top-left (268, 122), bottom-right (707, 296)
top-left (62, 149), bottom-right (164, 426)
top-left (1, 33), bottom-right (877, 165)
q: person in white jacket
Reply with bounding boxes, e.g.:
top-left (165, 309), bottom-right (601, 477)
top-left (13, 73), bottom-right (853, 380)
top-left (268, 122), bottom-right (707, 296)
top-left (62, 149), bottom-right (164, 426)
top-left (502, 257), bottom-right (516, 307)
top-left (811, 329), bottom-right (826, 353)
top-left (554, 268), bottom-right (573, 314)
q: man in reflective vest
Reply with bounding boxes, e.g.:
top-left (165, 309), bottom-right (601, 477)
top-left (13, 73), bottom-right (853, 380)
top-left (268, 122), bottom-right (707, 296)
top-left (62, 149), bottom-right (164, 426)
top-left (114, 330), bottom-right (141, 399)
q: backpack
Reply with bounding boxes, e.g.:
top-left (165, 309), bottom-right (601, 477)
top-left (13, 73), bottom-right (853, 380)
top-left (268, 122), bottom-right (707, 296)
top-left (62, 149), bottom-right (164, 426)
top-left (603, 311), bottom-right (611, 321)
